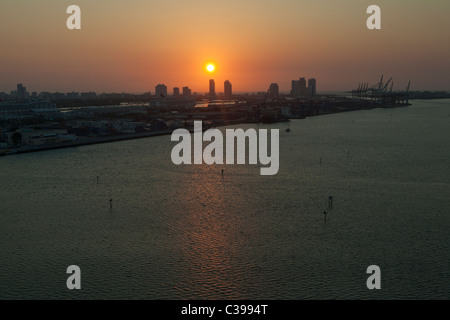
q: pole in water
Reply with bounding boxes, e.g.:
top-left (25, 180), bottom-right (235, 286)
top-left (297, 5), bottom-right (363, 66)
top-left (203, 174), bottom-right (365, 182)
top-left (97, 176), bottom-right (99, 184)
top-left (328, 196), bottom-right (333, 208)
top-left (348, 150), bottom-right (350, 157)
top-left (109, 198), bottom-right (112, 209)
top-left (323, 210), bottom-right (327, 221)
top-left (320, 158), bottom-right (322, 165)
top-left (221, 169), bottom-right (224, 176)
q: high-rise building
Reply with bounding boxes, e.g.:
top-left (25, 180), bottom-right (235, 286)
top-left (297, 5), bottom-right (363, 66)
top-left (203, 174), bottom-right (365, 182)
top-left (308, 78), bottom-right (316, 97)
top-left (182, 86), bottom-right (191, 98)
top-left (173, 87), bottom-right (180, 99)
top-left (291, 80), bottom-right (300, 97)
top-left (291, 77), bottom-right (310, 97)
top-left (224, 80), bottom-right (232, 100)
top-left (299, 78), bottom-right (307, 89)
top-left (209, 79), bottom-right (216, 98)
top-left (16, 83), bottom-right (27, 101)
top-left (299, 77), bottom-right (308, 97)
top-left (269, 83), bottom-right (279, 98)
top-left (155, 84), bottom-right (168, 98)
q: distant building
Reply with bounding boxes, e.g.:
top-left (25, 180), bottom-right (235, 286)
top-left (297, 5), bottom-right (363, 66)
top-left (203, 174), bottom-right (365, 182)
top-left (155, 84), bottom-right (168, 98)
top-left (308, 78), bottom-right (316, 97)
top-left (38, 92), bottom-right (52, 100)
top-left (224, 80), bottom-right (232, 100)
top-left (9, 128), bottom-right (73, 146)
top-left (182, 86), bottom-right (191, 98)
top-left (0, 101), bottom-right (58, 114)
top-left (291, 77), bottom-right (314, 98)
top-left (291, 80), bottom-right (300, 97)
top-left (80, 92), bottom-right (96, 99)
top-left (53, 92), bottom-right (66, 100)
top-left (299, 78), bottom-right (307, 88)
top-left (269, 83), bottom-right (279, 98)
top-left (299, 78), bottom-right (307, 97)
top-left (16, 83), bottom-right (27, 101)
top-left (173, 87), bottom-right (180, 99)
top-left (0, 92), bottom-right (8, 102)
top-left (66, 92), bottom-right (80, 99)
top-left (209, 79), bottom-right (216, 98)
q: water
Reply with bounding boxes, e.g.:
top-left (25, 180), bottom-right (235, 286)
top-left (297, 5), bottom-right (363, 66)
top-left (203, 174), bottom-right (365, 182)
top-left (0, 100), bottom-right (449, 299)
top-left (195, 100), bottom-right (240, 108)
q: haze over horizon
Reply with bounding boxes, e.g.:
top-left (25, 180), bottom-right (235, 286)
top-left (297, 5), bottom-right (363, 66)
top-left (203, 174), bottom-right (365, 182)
top-left (1, 0), bottom-right (449, 93)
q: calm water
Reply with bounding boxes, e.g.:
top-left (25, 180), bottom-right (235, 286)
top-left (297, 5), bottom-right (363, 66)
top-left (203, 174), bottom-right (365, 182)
top-left (0, 100), bottom-right (449, 299)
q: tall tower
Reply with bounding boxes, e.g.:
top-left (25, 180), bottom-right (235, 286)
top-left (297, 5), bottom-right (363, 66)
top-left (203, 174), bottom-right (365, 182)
top-left (299, 78), bottom-right (307, 89)
top-left (17, 83), bottom-right (27, 101)
top-left (292, 78), bottom-right (310, 97)
top-left (155, 84), bottom-right (168, 98)
top-left (308, 78), bottom-right (316, 97)
top-left (299, 77), bottom-right (307, 97)
top-left (183, 86), bottom-right (191, 98)
top-left (291, 80), bottom-right (300, 98)
top-left (173, 87), bottom-right (180, 99)
top-left (269, 83), bottom-right (279, 98)
top-left (209, 79), bottom-right (216, 98)
top-left (224, 80), bottom-right (232, 100)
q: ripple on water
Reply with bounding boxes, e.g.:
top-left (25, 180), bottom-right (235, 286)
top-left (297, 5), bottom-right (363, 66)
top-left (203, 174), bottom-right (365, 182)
top-left (1, 100), bottom-right (450, 299)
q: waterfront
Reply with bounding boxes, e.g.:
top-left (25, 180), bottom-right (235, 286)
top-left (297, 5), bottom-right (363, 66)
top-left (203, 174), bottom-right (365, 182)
top-left (0, 99), bottom-right (449, 299)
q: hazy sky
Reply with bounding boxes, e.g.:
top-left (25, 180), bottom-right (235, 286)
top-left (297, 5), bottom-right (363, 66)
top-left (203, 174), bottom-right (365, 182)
top-left (1, 0), bottom-right (449, 93)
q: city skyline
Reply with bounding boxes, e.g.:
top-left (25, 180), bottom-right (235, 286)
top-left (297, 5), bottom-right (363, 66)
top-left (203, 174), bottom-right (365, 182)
top-left (1, 77), bottom-right (304, 98)
top-left (1, 1), bottom-right (449, 93)
top-left (1, 1), bottom-right (449, 303)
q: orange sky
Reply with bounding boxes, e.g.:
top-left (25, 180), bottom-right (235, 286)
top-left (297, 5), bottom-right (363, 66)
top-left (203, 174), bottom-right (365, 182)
top-left (1, 0), bottom-right (449, 93)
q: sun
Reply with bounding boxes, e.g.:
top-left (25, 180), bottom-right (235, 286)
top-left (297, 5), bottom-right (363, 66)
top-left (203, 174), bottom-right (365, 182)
top-left (207, 64), bottom-right (215, 72)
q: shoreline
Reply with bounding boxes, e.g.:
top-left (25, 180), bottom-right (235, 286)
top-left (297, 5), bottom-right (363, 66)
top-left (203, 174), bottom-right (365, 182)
top-left (0, 103), bottom-right (410, 157)
top-left (0, 130), bottom-right (174, 157)
top-left (0, 119), bottom-right (246, 157)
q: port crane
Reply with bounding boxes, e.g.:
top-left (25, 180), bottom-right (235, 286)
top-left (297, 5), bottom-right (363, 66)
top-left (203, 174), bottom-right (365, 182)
top-left (351, 76), bottom-right (411, 106)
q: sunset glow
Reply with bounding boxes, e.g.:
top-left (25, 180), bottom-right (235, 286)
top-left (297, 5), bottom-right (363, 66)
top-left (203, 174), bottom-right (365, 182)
top-left (0, 0), bottom-right (449, 304)
top-left (0, 1), bottom-right (449, 93)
